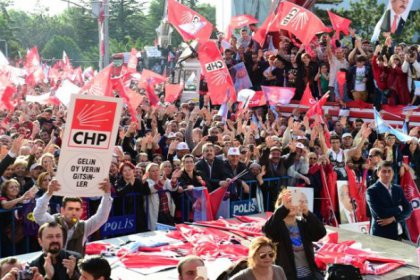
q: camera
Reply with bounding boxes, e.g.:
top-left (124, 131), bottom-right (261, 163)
top-left (17, 266), bottom-right (33, 280)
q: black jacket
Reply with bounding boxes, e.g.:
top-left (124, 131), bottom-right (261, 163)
top-left (195, 157), bottom-right (227, 192)
top-left (29, 249), bottom-right (81, 280)
top-left (263, 206), bottom-right (326, 280)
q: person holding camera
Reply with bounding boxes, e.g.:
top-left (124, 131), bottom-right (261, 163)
top-left (0, 257), bottom-right (43, 280)
top-left (263, 189), bottom-right (326, 280)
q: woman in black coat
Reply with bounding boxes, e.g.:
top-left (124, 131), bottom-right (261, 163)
top-left (262, 189), bottom-right (326, 280)
top-left (115, 161), bottom-right (150, 233)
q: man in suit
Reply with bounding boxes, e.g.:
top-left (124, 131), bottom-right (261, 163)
top-left (380, 0), bottom-right (411, 36)
top-left (195, 143), bottom-right (227, 192)
top-left (366, 161), bottom-right (412, 240)
top-left (29, 221), bottom-right (81, 280)
top-left (223, 147), bottom-right (249, 200)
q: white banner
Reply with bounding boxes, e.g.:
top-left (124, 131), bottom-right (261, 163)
top-left (55, 94), bottom-right (122, 197)
top-left (287, 186), bottom-right (314, 212)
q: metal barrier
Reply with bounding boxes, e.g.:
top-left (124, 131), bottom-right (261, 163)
top-left (0, 177), bottom-right (287, 257)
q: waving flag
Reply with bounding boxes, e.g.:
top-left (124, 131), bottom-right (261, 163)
top-left (306, 92), bottom-right (329, 118)
top-left (232, 62), bottom-right (252, 92)
top-left (336, 71), bottom-right (346, 100)
top-left (400, 167), bottom-right (420, 243)
top-left (197, 40), bottom-right (235, 105)
top-left (114, 79), bottom-right (144, 122)
top-left (262, 86), bottom-right (295, 106)
top-left (127, 48), bottom-right (138, 73)
top-left (226, 14), bottom-right (258, 40)
top-left (80, 65), bottom-right (113, 97)
top-left (300, 83), bottom-right (317, 107)
top-left (346, 166), bottom-right (368, 223)
top-left (164, 83), bottom-right (183, 103)
top-left (275, 1), bottom-right (330, 45)
top-left (167, 0), bottom-right (213, 41)
top-left (248, 90), bottom-right (266, 107)
top-left (192, 187), bottom-right (214, 221)
top-left (374, 108), bottom-right (413, 142)
top-left (328, 11), bottom-right (351, 36)
top-left (139, 69), bottom-right (167, 88)
top-left (253, 11), bottom-right (276, 47)
top-left (55, 79), bottom-right (81, 106)
top-left (237, 88), bottom-right (255, 109)
top-left (62, 50), bottom-right (73, 71)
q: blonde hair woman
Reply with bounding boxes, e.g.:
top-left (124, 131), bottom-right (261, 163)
top-left (230, 236), bottom-right (286, 280)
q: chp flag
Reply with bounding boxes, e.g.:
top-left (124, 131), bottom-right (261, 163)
top-left (56, 94), bottom-right (122, 197)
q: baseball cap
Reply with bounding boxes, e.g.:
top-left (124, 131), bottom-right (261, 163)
top-left (228, 147), bottom-right (240, 156)
top-left (176, 142), bottom-right (189, 151)
top-left (167, 132), bottom-right (176, 139)
top-left (342, 133), bottom-right (353, 139)
top-left (296, 142), bottom-right (305, 149)
top-left (270, 146), bottom-right (281, 153)
top-left (29, 163), bottom-right (44, 172)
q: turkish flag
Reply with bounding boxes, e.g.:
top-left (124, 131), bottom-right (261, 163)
top-left (197, 40), bottom-right (235, 105)
top-left (300, 83), bottom-right (317, 107)
top-left (275, 1), bottom-right (330, 45)
top-left (164, 83), bottom-right (183, 103)
top-left (25, 47), bottom-right (41, 72)
top-left (80, 65), bottom-right (113, 97)
top-left (0, 85), bottom-right (16, 111)
top-left (248, 90), bottom-right (266, 107)
top-left (262, 86), bottom-right (295, 106)
top-left (127, 48), bottom-right (138, 73)
top-left (226, 14), bottom-right (258, 40)
top-left (319, 164), bottom-right (338, 226)
top-left (209, 186), bottom-right (228, 220)
top-left (167, 0), bottom-right (213, 41)
top-left (327, 11), bottom-right (351, 36)
top-left (307, 92), bottom-right (329, 118)
top-left (62, 50), bottom-right (73, 71)
top-left (145, 80), bottom-right (159, 107)
top-left (400, 167), bottom-right (420, 243)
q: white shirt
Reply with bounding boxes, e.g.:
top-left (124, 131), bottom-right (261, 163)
top-left (328, 55), bottom-right (349, 87)
top-left (354, 66), bottom-right (366, 91)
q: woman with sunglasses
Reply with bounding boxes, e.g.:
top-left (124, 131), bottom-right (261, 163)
top-left (263, 189), bottom-right (326, 280)
top-left (230, 236), bottom-right (286, 280)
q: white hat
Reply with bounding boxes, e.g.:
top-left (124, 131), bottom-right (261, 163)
top-left (167, 132), bottom-right (176, 139)
top-left (296, 135), bottom-right (307, 141)
top-left (296, 142), bottom-right (305, 149)
top-left (29, 163), bottom-right (43, 172)
top-left (342, 132), bottom-right (353, 139)
top-left (228, 147), bottom-right (240, 156)
top-left (176, 142), bottom-right (189, 150)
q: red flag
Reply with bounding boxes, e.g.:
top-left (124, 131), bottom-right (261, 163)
top-left (127, 48), bottom-right (138, 73)
top-left (248, 90), bottom-right (266, 108)
top-left (145, 79), bottom-right (160, 107)
top-left (197, 40), bottom-right (235, 105)
top-left (346, 166), bottom-right (368, 223)
top-left (209, 186), bottom-right (228, 220)
top-left (139, 69), bottom-right (167, 88)
top-left (114, 79), bottom-right (143, 122)
top-left (164, 83), bottom-right (183, 103)
top-left (167, 0), bottom-right (213, 41)
top-left (0, 86), bottom-right (16, 111)
top-left (72, 66), bottom-right (84, 86)
top-left (336, 71), bottom-right (346, 100)
top-left (300, 83), bottom-right (317, 107)
top-left (253, 11), bottom-right (276, 47)
top-left (319, 164), bottom-right (338, 226)
top-left (400, 167), bottom-right (420, 243)
top-left (80, 65), bottom-right (113, 97)
top-left (25, 47), bottom-right (41, 72)
top-left (327, 11), bottom-right (351, 36)
top-left (262, 86), bottom-right (295, 106)
top-left (226, 14), bottom-right (258, 40)
top-left (307, 92), bottom-right (329, 118)
top-left (275, 1), bottom-right (330, 45)
top-left (62, 50), bottom-right (72, 71)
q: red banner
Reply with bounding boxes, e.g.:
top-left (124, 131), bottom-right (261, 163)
top-left (167, 0), bottom-right (213, 41)
top-left (400, 167), bottom-right (420, 243)
top-left (197, 40), bottom-right (235, 105)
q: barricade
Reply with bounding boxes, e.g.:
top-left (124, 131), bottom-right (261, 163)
top-left (0, 177), bottom-right (287, 257)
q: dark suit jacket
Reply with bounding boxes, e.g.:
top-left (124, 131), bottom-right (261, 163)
top-left (366, 181), bottom-right (412, 240)
top-left (195, 157), bottom-right (227, 192)
top-left (263, 206), bottom-right (326, 280)
top-left (380, 9), bottom-right (406, 36)
top-left (0, 154), bottom-right (16, 178)
top-left (29, 249), bottom-right (81, 280)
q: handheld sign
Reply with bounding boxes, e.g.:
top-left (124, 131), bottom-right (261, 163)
top-left (56, 94), bottom-right (122, 197)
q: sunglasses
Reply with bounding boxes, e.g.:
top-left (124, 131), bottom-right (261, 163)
top-left (309, 157), bottom-right (317, 160)
top-left (259, 252), bottom-right (275, 259)
top-left (368, 154), bottom-right (376, 158)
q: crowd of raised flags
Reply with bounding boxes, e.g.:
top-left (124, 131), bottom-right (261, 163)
top-left (0, 0), bottom-right (419, 279)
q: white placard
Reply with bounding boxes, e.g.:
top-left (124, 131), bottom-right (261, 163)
top-left (55, 94), bottom-right (122, 197)
top-left (287, 187), bottom-right (314, 212)
top-left (339, 221), bottom-right (370, 234)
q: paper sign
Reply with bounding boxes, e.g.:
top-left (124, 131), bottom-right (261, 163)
top-left (56, 94), bottom-right (122, 197)
top-left (339, 221), bottom-right (370, 234)
top-left (287, 187), bottom-right (314, 212)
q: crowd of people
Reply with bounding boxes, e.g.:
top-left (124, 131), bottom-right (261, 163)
top-left (0, 10), bottom-right (419, 280)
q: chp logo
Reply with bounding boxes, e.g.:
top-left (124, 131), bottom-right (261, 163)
top-left (68, 99), bottom-right (117, 149)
